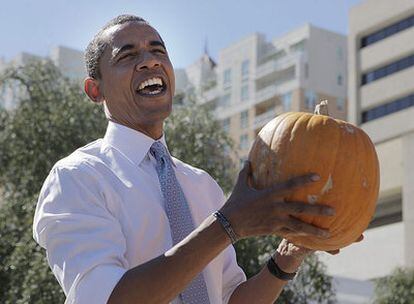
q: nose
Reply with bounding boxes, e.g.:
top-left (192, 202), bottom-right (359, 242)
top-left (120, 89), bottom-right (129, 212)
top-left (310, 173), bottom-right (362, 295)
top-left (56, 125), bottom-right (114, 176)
top-left (135, 52), bottom-right (161, 71)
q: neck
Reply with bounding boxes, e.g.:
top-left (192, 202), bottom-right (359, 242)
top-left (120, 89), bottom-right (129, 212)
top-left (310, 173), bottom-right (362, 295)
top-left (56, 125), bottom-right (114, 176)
top-left (108, 118), bottom-right (164, 140)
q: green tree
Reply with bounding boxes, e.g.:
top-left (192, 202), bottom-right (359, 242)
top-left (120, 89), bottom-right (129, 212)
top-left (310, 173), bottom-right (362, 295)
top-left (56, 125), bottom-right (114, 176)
top-left (164, 94), bottom-right (236, 193)
top-left (235, 236), bottom-right (336, 304)
top-left (373, 267), bottom-right (414, 304)
top-left (0, 60), bottom-right (107, 303)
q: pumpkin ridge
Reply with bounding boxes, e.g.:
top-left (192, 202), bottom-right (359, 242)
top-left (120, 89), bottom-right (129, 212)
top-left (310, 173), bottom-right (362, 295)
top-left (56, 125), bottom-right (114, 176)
top-left (332, 126), bottom-right (362, 247)
top-left (330, 121), bottom-right (359, 245)
top-left (311, 116), bottom-right (342, 234)
top-left (270, 113), bottom-right (298, 186)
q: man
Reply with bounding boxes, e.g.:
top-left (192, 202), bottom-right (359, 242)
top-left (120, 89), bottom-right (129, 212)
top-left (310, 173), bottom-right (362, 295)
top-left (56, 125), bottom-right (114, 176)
top-left (33, 15), bottom-right (341, 304)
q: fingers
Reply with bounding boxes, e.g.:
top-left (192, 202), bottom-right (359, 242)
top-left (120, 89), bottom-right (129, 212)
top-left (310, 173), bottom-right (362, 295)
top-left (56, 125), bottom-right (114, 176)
top-left (260, 173), bottom-right (320, 198)
top-left (285, 216), bottom-right (330, 238)
top-left (327, 249), bottom-right (340, 255)
top-left (325, 234), bottom-right (364, 255)
top-left (237, 161), bottom-right (252, 182)
top-left (356, 234), bottom-right (364, 242)
top-left (275, 201), bottom-right (335, 217)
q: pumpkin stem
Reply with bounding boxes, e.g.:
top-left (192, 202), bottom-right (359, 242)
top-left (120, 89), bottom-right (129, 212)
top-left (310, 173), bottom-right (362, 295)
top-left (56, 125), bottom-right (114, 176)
top-left (314, 100), bottom-right (329, 116)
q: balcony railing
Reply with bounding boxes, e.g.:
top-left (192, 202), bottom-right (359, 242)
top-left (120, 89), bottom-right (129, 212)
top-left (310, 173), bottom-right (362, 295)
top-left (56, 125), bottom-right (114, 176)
top-left (255, 85), bottom-right (280, 103)
top-left (254, 105), bottom-right (283, 129)
top-left (201, 87), bottom-right (219, 103)
top-left (256, 53), bottom-right (304, 80)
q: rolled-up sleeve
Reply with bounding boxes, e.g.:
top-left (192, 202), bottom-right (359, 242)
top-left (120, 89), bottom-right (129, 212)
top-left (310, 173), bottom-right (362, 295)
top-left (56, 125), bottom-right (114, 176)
top-left (33, 165), bottom-right (128, 304)
top-left (221, 244), bottom-right (247, 304)
top-left (208, 179), bottom-right (247, 304)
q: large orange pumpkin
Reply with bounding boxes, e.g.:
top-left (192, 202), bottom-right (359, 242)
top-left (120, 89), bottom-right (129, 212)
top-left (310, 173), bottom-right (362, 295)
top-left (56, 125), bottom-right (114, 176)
top-left (248, 101), bottom-right (380, 251)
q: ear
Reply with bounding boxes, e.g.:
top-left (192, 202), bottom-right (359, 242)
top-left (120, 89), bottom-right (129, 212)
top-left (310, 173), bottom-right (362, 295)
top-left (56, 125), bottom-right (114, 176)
top-left (84, 77), bottom-right (104, 103)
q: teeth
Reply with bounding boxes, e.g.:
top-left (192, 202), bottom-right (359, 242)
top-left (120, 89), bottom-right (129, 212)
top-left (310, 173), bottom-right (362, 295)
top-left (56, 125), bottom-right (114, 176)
top-left (138, 77), bottom-right (163, 91)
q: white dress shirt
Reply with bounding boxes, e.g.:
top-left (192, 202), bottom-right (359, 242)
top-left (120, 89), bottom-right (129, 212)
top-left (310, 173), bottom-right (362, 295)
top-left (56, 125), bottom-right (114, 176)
top-left (33, 121), bottom-right (246, 304)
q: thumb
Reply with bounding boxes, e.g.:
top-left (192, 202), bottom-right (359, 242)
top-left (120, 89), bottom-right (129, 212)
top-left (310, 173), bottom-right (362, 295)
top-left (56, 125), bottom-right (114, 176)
top-left (240, 160), bottom-right (252, 178)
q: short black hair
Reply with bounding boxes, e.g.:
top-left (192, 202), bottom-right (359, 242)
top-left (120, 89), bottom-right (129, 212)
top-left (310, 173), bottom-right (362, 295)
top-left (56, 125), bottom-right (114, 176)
top-left (85, 14), bottom-right (149, 79)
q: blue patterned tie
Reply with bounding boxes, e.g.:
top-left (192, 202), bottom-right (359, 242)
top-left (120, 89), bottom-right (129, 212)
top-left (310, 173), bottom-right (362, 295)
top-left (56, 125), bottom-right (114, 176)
top-left (150, 141), bottom-right (210, 304)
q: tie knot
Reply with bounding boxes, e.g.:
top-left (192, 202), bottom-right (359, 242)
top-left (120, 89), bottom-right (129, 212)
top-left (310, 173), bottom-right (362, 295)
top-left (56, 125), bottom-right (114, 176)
top-left (150, 141), bottom-right (169, 162)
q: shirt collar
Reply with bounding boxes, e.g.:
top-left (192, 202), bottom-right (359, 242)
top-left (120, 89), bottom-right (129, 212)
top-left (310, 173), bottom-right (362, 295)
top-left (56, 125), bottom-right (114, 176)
top-left (102, 120), bottom-right (175, 167)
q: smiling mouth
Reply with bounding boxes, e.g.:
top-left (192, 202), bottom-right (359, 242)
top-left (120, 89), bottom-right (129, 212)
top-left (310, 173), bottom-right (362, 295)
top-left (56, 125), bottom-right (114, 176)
top-left (136, 77), bottom-right (167, 97)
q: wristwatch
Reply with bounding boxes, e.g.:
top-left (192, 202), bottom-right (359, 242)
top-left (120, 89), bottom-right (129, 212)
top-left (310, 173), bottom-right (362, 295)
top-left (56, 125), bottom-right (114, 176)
top-left (266, 256), bottom-right (297, 281)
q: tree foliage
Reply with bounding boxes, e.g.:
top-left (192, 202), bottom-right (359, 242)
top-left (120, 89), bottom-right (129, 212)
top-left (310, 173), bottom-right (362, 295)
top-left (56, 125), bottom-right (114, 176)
top-left (164, 95), bottom-right (236, 193)
top-left (373, 267), bottom-right (414, 304)
top-left (235, 235), bottom-right (336, 304)
top-left (0, 60), bottom-right (335, 303)
top-left (0, 60), bottom-right (107, 303)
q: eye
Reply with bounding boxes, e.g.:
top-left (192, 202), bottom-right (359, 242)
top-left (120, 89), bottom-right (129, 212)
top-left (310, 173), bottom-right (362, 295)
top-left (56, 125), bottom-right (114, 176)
top-left (119, 53), bottom-right (135, 60)
top-left (153, 48), bottom-right (166, 54)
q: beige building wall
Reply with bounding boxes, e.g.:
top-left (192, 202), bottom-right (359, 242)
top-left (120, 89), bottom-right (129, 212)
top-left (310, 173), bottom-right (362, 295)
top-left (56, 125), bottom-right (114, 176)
top-left (320, 1), bottom-right (414, 294)
top-left (190, 24), bottom-right (347, 167)
top-left (0, 46), bottom-right (85, 110)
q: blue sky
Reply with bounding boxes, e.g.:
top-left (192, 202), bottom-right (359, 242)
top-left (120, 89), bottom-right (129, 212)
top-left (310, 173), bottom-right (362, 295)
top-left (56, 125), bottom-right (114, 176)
top-left (1, 0), bottom-right (361, 68)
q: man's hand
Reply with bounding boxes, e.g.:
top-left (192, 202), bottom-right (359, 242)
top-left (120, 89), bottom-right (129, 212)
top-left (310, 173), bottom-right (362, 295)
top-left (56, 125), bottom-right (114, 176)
top-left (274, 235), bottom-right (365, 274)
top-left (220, 161), bottom-right (335, 240)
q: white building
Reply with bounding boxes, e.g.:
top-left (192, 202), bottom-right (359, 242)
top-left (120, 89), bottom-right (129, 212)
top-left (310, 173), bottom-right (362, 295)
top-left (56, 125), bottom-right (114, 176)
top-left (319, 0), bottom-right (414, 303)
top-left (0, 46), bottom-right (85, 110)
top-left (181, 23), bottom-right (348, 165)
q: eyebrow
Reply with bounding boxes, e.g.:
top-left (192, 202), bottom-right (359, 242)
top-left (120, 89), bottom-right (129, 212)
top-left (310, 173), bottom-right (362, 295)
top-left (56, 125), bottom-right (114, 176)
top-left (149, 40), bottom-right (166, 49)
top-left (112, 40), bottom-right (167, 60)
top-left (112, 44), bottom-right (135, 60)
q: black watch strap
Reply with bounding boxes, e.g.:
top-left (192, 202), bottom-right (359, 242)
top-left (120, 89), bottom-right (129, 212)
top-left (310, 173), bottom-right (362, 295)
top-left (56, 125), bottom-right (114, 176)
top-left (267, 256), bottom-right (297, 281)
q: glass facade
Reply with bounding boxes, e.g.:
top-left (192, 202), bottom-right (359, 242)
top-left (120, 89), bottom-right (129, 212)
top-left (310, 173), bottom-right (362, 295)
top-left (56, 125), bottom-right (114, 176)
top-left (241, 85), bottom-right (249, 101)
top-left (219, 93), bottom-right (231, 108)
top-left (337, 74), bottom-right (343, 86)
top-left (361, 53), bottom-right (414, 85)
top-left (282, 92), bottom-right (292, 111)
top-left (361, 14), bottom-right (414, 48)
top-left (222, 118), bottom-right (230, 133)
top-left (241, 60), bottom-right (249, 80)
top-left (337, 97), bottom-right (345, 111)
top-left (305, 90), bottom-right (317, 110)
top-left (240, 110), bottom-right (249, 128)
top-left (362, 93), bottom-right (414, 122)
top-left (239, 134), bottom-right (249, 150)
top-left (223, 68), bottom-right (231, 87)
top-left (290, 39), bottom-right (306, 53)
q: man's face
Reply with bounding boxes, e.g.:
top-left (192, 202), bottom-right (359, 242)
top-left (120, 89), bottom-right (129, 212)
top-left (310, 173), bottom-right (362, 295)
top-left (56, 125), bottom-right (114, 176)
top-left (98, 22), bottom-right (175, 133)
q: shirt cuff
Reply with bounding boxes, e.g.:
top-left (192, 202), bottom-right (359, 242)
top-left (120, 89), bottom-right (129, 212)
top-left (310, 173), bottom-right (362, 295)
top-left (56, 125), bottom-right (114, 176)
top-left (65, 264), bottom-right (127, 304)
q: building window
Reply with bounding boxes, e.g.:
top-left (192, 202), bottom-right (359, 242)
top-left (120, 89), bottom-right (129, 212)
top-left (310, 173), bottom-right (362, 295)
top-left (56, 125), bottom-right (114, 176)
top-left (361, 53), bottom-right (414, 85)
top-left (223, 68), bottom-right (231, 87)
top-left (241, 85), bottom-right (249, 101)
top-left (337, 46), bottom-right (344, 61)
top-left (241, 60), bottom-right (249, 80)
top-left (239, 134), bottom-right (249, 150)
top-left (305, 90), bottom-right (317, 110)
top-left (240, 111), bottom-right (249, 129)
top-left (337, 97), bottom-right (345, 111)
top-left (290, 39), bottom-right (306, 53)
top-left (361, 15), bottom-right (414, 48)
top-left (221, 118), bottom-right (230, 133)
top-left (337, 74), bottom-right (343, 86)
top-left (282, 92), bottom-right (292, 111)
top-left (219, 93), bottom-right (231, 108)
top-left (361, 93), bottom-right (414, 123)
